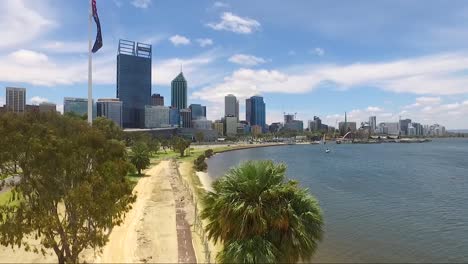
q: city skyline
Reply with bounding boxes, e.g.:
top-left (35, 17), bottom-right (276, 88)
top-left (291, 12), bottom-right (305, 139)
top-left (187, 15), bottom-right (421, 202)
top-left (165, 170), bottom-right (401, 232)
top-left (1, 1), bottom-right (468, 128)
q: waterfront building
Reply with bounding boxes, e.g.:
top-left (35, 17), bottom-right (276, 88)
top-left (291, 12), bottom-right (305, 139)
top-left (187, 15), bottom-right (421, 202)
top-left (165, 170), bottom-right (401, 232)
top-left (225, 116), bottom-right (238, 136)
top-left (180, 108), bottom-right (192, 128)
top-left (284, 113), bottom-right (295, 124)
top-left (64, 97), bottom-right (89, 117)
top-left (377, 122), bottom-right (399, 135)
top-left (284, 120), bottom-right (304, 132)
top-left (189, 104), bottom-right (205, 120)
top-left (213, 120), bottom-right (224, 136)
top-left (151, 93), bottom-right (164, 106)
top-left (171, 72), bottom-right (187, 109)
top-left (38, 102), bottom-right (57, 113)
top-left (339, 121), bottom-right (357, 135)
top-left (412, 122), bottom-right (423, 136)
top-left (369, 116), bottom-right (377, 133)
top-left (117, 40), bottom-right (152, 128)
top-left (192, 118), bottom-right (212, 130)
top-left (399, 119), bottom-right (411, 136)
top-left (96, 99), bottom-right (123, 127)
top-left (251, 125), bottom-right (263, 136)
top-left (225, 94), bottom-right (239, 120)
top-left (169, 107), bottom-right (180, 127)
top-left (428, 124), bottom-right (446, 136)
top-left (5, 87), bottom-right (26, 113)
top-left (144, 105), bottom-right (170, 128)
top-left (269, 122), bottom-right (282, 133)
top-left (246, 96), bottom-right (266, 129)
top-left (308, 116), bottom-right (322, 131)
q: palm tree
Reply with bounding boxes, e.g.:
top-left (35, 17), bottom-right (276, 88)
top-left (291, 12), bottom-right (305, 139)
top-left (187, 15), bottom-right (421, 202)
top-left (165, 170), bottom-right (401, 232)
top-left (201, 160), bottom-right (323, 263)
top-left (130, 142), bottom-right (150, 175)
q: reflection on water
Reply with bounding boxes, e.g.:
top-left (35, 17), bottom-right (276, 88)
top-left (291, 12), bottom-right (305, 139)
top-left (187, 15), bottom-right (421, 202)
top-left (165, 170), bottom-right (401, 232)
top-left (207, 139), bottom-right (468, 263)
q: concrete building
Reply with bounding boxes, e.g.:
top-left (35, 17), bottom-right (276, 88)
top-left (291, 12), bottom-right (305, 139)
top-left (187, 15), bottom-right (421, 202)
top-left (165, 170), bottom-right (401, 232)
top-left (192, 118), bottom-right (212, 130)
top-left (151, 93), bottom-right (164, 106)
top-left (399, 119), bottom-right (411, 136)
top-left (284, 113), bottom-right (295, 124)
top-left (171, 72), bottom-right (187, 109)
top-left (117, 40), bottom-right (152, 128)
top-left (251, 125), bottom-right (263, 136)
top-left (144, 105), bottom-right (170, 128)
top-left (377, 122), bottom-right (400, 135)
top-left (284, 120), bottom-right (304, 132)
top-left (96, 99), bottom-right (123, 127)
top-left (225, 116), bottom-right (238, 136)
top-left (180, 108), bottom-right (192, 128)
top-left (369, 116), bottom-right (377, 133)
top-left (189, 104), bottom-right (205, 120)
top-left (308, 116), bottom-right (322, 131)
top-left (225, 94), bottom-right (239, 120)
top-left (6, 87), bottom-right (26, 113)
top-left (213, 120), bottom-right (224, 136)
top-left (428, 124), bottom-right (446, 136)
top-left (169, 107), bottom-right (180, 127)
top-left (38, 102), bottom-right (57, 113)
top-left (269, 122), bottom-right (282, 133)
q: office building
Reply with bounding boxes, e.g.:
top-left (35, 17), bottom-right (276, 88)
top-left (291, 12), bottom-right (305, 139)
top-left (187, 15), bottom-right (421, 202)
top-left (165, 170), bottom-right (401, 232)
top-left (202, 106), bottom-right (207, 118)
top-left (25, 105), bottom-right (39, 113)
top-left (117, 39), bottom-right (152, 128)
top-left (308, 116), bottom-right (322, 131)
top-left (171, 72), bottom-right (187, 109)
top-left (251, 125), bottom-right (263, 136)
top-left (246, 96), bottom-right (266, 129)
top-left (377, 122), bottom-right (400, 135)
top-left (284, 120), bottom-right (304, 132)
top-left (38, 102), bottom-right (57, 113)
top-left (96, 99), bottom-right (123, 127)
top-left (5, 87), bottom-right (26, 113)
top-left (192, 118), bottom-right (212, 130)
top-left (213, 120), bottom-right (224, 136)
top-left (369, 116), bottom-right (377, 132)
top-left (64, 97), bottom-right (89, 117)
top-left (225, 94), bottom-right (239, 120)
top-left (169, 107), bottom-right (180, 127)
top-left (284, 114), bottom-right (295, 124)
top-left (225, 116), bottom-right (238, 136)
top-left (269, 122), bottom-right (282, 133)
top-left (180, 108), bottom-right (192, 128)
top-left (399, 119), bottom-right (411, 136)
top-left (151, 94), bottom-right (164, 106)
top-left (189, 104), bottom-right (205, 120)
top-left (339, 121), bottom-right (357, 135)
top-left (144, 105), bottom-right (170, 128)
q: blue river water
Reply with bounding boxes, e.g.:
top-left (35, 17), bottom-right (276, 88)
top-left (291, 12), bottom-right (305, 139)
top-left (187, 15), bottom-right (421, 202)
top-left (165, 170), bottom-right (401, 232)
top-left (206, 139), bottom-right (468, 263)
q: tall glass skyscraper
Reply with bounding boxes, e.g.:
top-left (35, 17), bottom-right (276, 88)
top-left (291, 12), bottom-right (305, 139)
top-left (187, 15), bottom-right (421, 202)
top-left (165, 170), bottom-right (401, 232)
top-left (116, 39), bottom-right (152, 128)
top-left (189, 104), bottom-right (205, 120)
top-left (246, 96), bottom-right (266, 128)
top-left (96, 99), bottom-right (123, 127)
top-left (171, 72), bottom-right (187, 109)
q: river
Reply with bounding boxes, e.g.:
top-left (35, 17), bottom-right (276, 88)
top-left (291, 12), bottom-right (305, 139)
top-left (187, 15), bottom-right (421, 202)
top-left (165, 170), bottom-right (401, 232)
top-left (206, 139), bottom-right (468, 263)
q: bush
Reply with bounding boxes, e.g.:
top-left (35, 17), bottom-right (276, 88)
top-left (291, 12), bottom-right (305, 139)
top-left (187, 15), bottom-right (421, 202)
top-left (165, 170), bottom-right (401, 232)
top-left (194, 154), bottom-right (208, 171)
top-left (204, 149), bottom-right (214, 158)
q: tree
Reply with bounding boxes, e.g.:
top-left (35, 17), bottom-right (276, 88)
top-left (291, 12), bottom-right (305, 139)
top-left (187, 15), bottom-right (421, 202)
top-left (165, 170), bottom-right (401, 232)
top-left (148, 138), bottom-right (160, 156)
top-left (193, 154), bottom-right (207, 171)
top-left (201, 160), bottom-right (323, 263)
top-left (93, 117), bottom-right (123, 140)
top-left (160, 138), bottom-right (170, 153)
top-left (130, 142), bottom-right (151, 175)
top-left (195, 132), bottom-right (204, 143)
top-left (204, 149), bottom-right (214, 158)
top-left (171, 137), bottom-right (191, 157)
top-left (0, 112), bottom-right (136, 264)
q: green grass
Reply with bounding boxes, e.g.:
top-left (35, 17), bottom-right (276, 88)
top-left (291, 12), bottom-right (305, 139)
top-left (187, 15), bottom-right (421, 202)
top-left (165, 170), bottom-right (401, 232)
top-left (0, 189), bottom-right (20, 206)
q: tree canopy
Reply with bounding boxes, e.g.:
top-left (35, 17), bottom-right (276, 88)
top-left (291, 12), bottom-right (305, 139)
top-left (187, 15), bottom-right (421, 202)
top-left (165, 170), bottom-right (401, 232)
top-left (0, 112), bottom-right (136, 264)
top-left (130, 141), bottom-right (151, 175)
top-left (201, 160), bottom-right (323, 263)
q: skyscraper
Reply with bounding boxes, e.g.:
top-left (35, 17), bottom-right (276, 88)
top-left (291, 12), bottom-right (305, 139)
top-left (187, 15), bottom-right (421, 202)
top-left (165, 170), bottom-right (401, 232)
top-left (5, 87), bottom-right (26, 113)
top-left (225, 94), bottom-right (239, 120)
top-left (171, 72), bottom-right (187, 109)
top-left (369, 116), bottom-right (377, 133)
top-left (151, 93), bottom-right (164, 106)
top-left (180, 108), bottom-right (192, 128)
top-left (189, 104), bottom-right (205, 120)
top-left (64, 97), bottom-right (89, 117)
top-left (246, 96), bottom-right (266, 128)
top-left (116, 39), bottom-right (152, 128)
top-left (96, 99), bottom-right (123, 127)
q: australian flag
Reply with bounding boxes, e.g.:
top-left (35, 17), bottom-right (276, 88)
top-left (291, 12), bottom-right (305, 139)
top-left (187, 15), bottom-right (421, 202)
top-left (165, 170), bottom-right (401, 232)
top-left (91, 0), bottom-right (103, 53)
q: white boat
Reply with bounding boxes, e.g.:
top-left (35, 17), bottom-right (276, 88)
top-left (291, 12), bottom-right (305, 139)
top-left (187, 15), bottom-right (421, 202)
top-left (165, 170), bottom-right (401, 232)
top-left (325, 149), bottom-right (330, 153)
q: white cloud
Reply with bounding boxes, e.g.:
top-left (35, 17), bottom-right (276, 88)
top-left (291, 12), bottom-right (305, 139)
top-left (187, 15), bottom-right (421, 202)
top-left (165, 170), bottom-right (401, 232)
top-left (8, 50), bottom-right (49, 65)
top-left (0, 0), bottom-right (54, 49)
top-left (169, 35), bottom-right (191, 46)
top-left (29, 96), bottom-right (48, 105)
top-left (40, 41), bottom-right (88, 54)
top-left (57, 104), bottom-right (64, 114)
top-left (416, 96), bottom-right (441, 104)
top-left (207, 12), bottom-right (260, 34)
top-left (366, 106), bottom-right (383, 112)
top-left (213, 2), bottom-right (229, 8)
top-left (131, 0), bottom-right (151, 8)
top-left (196, 38), bottom-right (214, 47)
top-left (228, 54), bottom-right (267, 66)
top-left (0, 97), bottom-right (4, 106)
top-left (311, 48), bottom-right (325, 56)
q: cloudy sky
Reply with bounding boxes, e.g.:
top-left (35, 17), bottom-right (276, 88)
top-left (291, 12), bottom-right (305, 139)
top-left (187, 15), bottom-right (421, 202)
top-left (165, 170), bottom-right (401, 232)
top-left (1, 0), bottom-right (468, 129)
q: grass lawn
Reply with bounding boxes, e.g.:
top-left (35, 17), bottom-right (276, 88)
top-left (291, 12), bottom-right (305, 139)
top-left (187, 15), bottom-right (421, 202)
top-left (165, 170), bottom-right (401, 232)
top-left (0, 189), bottom-right (20, 206)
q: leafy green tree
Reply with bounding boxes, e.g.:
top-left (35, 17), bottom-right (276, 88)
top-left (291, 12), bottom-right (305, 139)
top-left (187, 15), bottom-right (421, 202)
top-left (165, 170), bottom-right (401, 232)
top-left (93, 117), bottom-right (123, 140)
top-left (195, 131), bottom-right (204, 143)
top-left (160, 138), bottom-right (170, 153)
top-left (0, 112), bottom-right (136, 264)
top-left (204, 149), bottom-right (214, 158)
top-left (130, 142), bottom-right (151, 175)
top-left (171, 137), bottom-right (191, 157)
top-left (193, 154), bottom-right (207, 171)
top-left (148, 138), bottom-right (160, 156)
top-left (201, 160), bottom-right (323, 263)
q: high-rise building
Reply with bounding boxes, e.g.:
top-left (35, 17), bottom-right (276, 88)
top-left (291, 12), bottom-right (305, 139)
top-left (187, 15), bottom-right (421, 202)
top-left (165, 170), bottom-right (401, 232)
top-left (246, 96), bottom-right (266, 128)
top-left (284, 114), bottom-right (295, 124)
top-left (213, 120), bottom-right (224, 136)
top-left (192, 118), bottom-right (212, 130)
top-left (144, 105), bottom-right (170, 128)
top-left (308, 116), bottom-right (322, 131)
top-left (171, 72), bottom-right (187, 109)
top-left (225, 94), bottom-right (239, 120)
top-left (202, 106), bottom-right (207, 118)
top-left (284, 120), bottom-right (304, 132)
top-left (169, 107), bottom-right (180, 127)
top-left (339, 121), bottom-right (357, 135)
top-left (225, 116), bottom-right (238, 136)
top-left (64, 97), bottom-right (89, 117)
top-left (189, 104), bottom-right (205, 120)
top-left (399, 119), bottom-right (411, 136)
top-left (151, 94), bottom-right (164, 106)
top-left (38, 102), bottom-right (57, 113)
top-left (377, 122), bottom-right (399, 135)
top-left (5, 87), bottom-right (26, 113)
top-left (369, 116), bottom-right (377, 132)
top-left (180, 108), bottom-right (192, 128)
top-left (117, 39), bottom-right (152, 128)
top-left (96, 99), bottom-right (123, 127)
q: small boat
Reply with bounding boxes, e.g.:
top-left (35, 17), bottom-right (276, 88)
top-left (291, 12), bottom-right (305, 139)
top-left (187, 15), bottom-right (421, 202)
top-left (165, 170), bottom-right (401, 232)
top-left (325, 149), bottom-right (330, 153)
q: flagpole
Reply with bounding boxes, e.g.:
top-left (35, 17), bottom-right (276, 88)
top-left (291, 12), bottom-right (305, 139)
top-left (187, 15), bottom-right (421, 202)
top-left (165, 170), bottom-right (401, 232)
top-left (87, 0), bottom-right (93, 124)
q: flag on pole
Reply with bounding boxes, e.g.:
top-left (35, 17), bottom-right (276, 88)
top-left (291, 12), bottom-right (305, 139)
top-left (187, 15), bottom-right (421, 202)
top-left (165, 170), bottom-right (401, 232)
top-left (91, 0), bottom-right (103, 53)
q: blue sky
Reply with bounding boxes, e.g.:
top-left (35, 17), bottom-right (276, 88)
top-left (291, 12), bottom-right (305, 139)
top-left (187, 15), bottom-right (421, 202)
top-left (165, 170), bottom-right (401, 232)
top-left (1, 0), bottom-right (468, 128)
